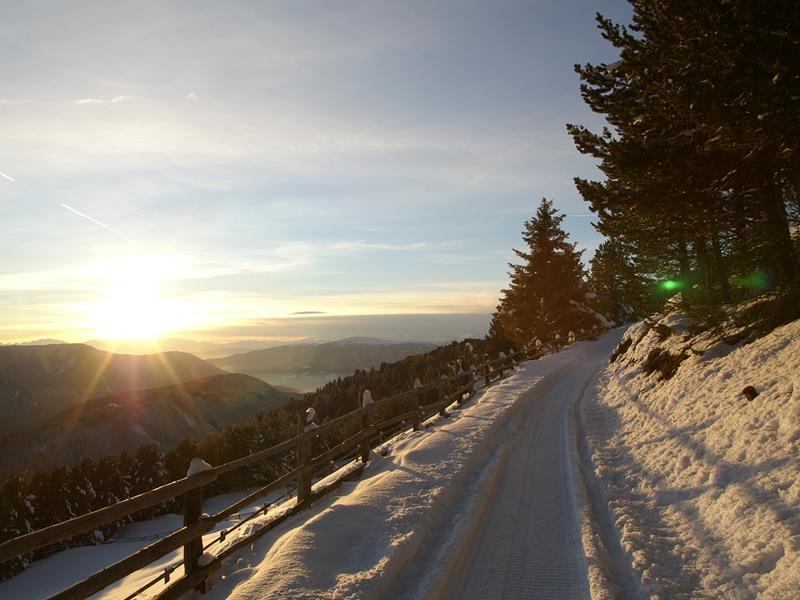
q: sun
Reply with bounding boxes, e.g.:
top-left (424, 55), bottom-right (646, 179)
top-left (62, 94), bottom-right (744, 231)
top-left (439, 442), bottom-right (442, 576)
top-left (94, 287), bottom-right (169, 340)
top-left (86, 255), bottom-right (190, 341)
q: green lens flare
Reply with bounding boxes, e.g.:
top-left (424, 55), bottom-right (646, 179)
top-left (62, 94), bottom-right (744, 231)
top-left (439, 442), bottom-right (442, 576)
top-left (736, 270), bottom-right (769, 291)
top-left (659, 279), bottom-right (682, 292)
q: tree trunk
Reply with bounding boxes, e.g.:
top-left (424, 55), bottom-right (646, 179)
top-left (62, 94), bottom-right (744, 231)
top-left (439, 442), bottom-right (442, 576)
top-left (710, 229), bottom-right (731, 303)
top-left (761, 169), bottom-right (797, 286)
top-left (677, 234), bottom-right (691, 279)
top-left (694, 232), bottom-right (717, 306)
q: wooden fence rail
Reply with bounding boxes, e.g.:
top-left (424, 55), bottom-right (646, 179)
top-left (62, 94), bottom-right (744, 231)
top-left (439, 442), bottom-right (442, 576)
top-left (0, 346), bottom-right (536, 599)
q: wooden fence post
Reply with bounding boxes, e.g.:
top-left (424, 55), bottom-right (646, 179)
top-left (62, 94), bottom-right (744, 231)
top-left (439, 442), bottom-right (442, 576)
top-left (412, 406), bottom-right (421, 431)
top-left (359, 409), bottom-right (370, 463)
top-left (437, 382), bottom-right (448, 418)
top-left (182, 459), bottom-right (208, 586)
top-left (297, 416), bottom-right (312, 505)
top-left (456, 370), bottom-right (470, 405)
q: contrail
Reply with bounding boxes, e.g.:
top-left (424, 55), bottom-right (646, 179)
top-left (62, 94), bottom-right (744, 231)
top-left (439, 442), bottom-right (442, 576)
top-left (0, 171), bottom-right (15, 182)
top-left (61, 203), bottom-right (126, 238)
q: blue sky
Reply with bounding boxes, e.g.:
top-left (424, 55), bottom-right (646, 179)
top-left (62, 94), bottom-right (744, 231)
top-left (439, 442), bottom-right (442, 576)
top-left (0, 0), bottom-right (631, 343)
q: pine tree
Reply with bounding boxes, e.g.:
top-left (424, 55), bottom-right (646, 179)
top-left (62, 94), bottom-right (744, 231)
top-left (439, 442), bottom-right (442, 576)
top-left (569, 1), bottom-right (800, 308)
top-left (487, 311), bottom-right (514, 353)
top-left (492, 199), bottom-right (601, 346)
top-left (589, 240), bottom-right (650, 323)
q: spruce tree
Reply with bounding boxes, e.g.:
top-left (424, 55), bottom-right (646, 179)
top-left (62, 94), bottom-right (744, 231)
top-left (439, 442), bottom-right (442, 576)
top-left (492, 199), bottom-right (600, 346)
top-left (569, 1), bottom-right (800, 308)
top-left (589, 240), bottom-right (650, 323)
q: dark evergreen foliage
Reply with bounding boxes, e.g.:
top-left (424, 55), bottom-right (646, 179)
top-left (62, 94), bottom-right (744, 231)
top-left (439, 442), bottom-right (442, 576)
top-left (568, 1), bottom-right (800, 310)
top-left (588, 239), bottom-right (651, 323)
top-left (490, 199), bottom-right (602, 346)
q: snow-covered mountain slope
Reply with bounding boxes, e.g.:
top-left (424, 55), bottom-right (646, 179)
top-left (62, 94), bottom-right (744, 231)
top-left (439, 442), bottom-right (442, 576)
top-left (583, 313), bottom-right (800, 599)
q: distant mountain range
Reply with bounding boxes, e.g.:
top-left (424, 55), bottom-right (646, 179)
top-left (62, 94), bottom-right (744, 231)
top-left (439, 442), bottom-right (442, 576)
top-left (0, 373), bottom-right (288, 478)
top-left (210, 339), bottom-right (436, 391)
top-left (0, 343), bottom-right (224, 434)
top-left (83, 338), bottom-right (296, 360)
top-left (0, 338), bottom-right (437, 478)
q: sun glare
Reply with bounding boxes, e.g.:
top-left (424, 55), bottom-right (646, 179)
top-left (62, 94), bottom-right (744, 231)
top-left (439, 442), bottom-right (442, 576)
top-left (85, 255), bottom-right (195, 341)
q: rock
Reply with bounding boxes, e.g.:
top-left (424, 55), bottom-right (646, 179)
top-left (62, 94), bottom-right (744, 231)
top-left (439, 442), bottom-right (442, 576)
top-left (742, 385), bottom-right (759, 401)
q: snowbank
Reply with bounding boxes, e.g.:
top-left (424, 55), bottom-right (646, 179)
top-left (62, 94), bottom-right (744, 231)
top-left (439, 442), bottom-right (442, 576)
top-left (584, 313), bottom-right (800, 599)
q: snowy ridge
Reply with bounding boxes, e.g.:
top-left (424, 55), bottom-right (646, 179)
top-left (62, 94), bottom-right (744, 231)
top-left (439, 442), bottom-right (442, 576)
top-left (584, 313), bottom-right (800, 599)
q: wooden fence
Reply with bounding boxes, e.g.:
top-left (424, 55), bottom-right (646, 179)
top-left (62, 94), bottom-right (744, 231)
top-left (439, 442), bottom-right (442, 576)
top-left (0, 348), bottom-right (533, 599)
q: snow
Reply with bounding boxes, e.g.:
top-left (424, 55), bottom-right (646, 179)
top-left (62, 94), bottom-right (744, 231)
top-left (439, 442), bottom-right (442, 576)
top-left (583, 314), bottom-right (800, 599)
top-left (361, 389), bottom-right (374, 407)
top-left (0, 488), bottom-right (286, 599)
top-left (5, 315), bottom-right (794, 599)
top-left (187, 457), bottom-right (213, 477)
top-left (198, 337), bottom-right (621, 599)
top-left (442, 336), bottom-right (622, 600)
top-left (0, 339), bottom-right (615, 599)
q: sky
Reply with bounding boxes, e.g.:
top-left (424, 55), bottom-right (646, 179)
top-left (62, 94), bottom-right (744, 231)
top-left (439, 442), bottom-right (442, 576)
top-left (0, 0), bottom-right (632, 344)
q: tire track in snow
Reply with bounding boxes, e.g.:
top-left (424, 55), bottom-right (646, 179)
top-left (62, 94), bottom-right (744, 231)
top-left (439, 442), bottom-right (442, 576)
top-left (435, 337), bottom-right (622, 600)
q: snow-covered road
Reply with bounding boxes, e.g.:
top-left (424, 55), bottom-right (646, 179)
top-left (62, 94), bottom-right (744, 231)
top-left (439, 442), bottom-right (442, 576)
top-left (200, 333), bottom-right (623, 600)
top-left (444, 353), bottom-right (606, 598)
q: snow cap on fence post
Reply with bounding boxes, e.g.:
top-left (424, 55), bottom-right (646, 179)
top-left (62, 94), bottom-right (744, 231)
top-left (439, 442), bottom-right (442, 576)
top-left (304, 407), bottom-right (318, 432)
top-left (568, 331), bottom-right (575, 344)
top-left (187, 457), bottom-right (213, 477)
top-left (413, 378), bottom-right (422, 389)
top-left (361, 389), bottom-right (374, 407)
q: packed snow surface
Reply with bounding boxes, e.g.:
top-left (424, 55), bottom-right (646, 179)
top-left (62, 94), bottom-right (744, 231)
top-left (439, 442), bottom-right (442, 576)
top-left (201, 334), bottom-right (623, 600)
top-left (584, 314), bottom-right (800, 599)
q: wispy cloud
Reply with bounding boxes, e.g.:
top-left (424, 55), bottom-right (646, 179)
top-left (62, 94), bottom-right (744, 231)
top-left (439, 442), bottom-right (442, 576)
top-left (186, 92), bottom-right (198, 100)
top-left (75, 95), bottom-right (149, 105)
top-left (329, 240), bottom-right (429, 253)
top-left (0, 171), bottom-right (16, 182)
top-left (60, 204), bottom-right (126, 238)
